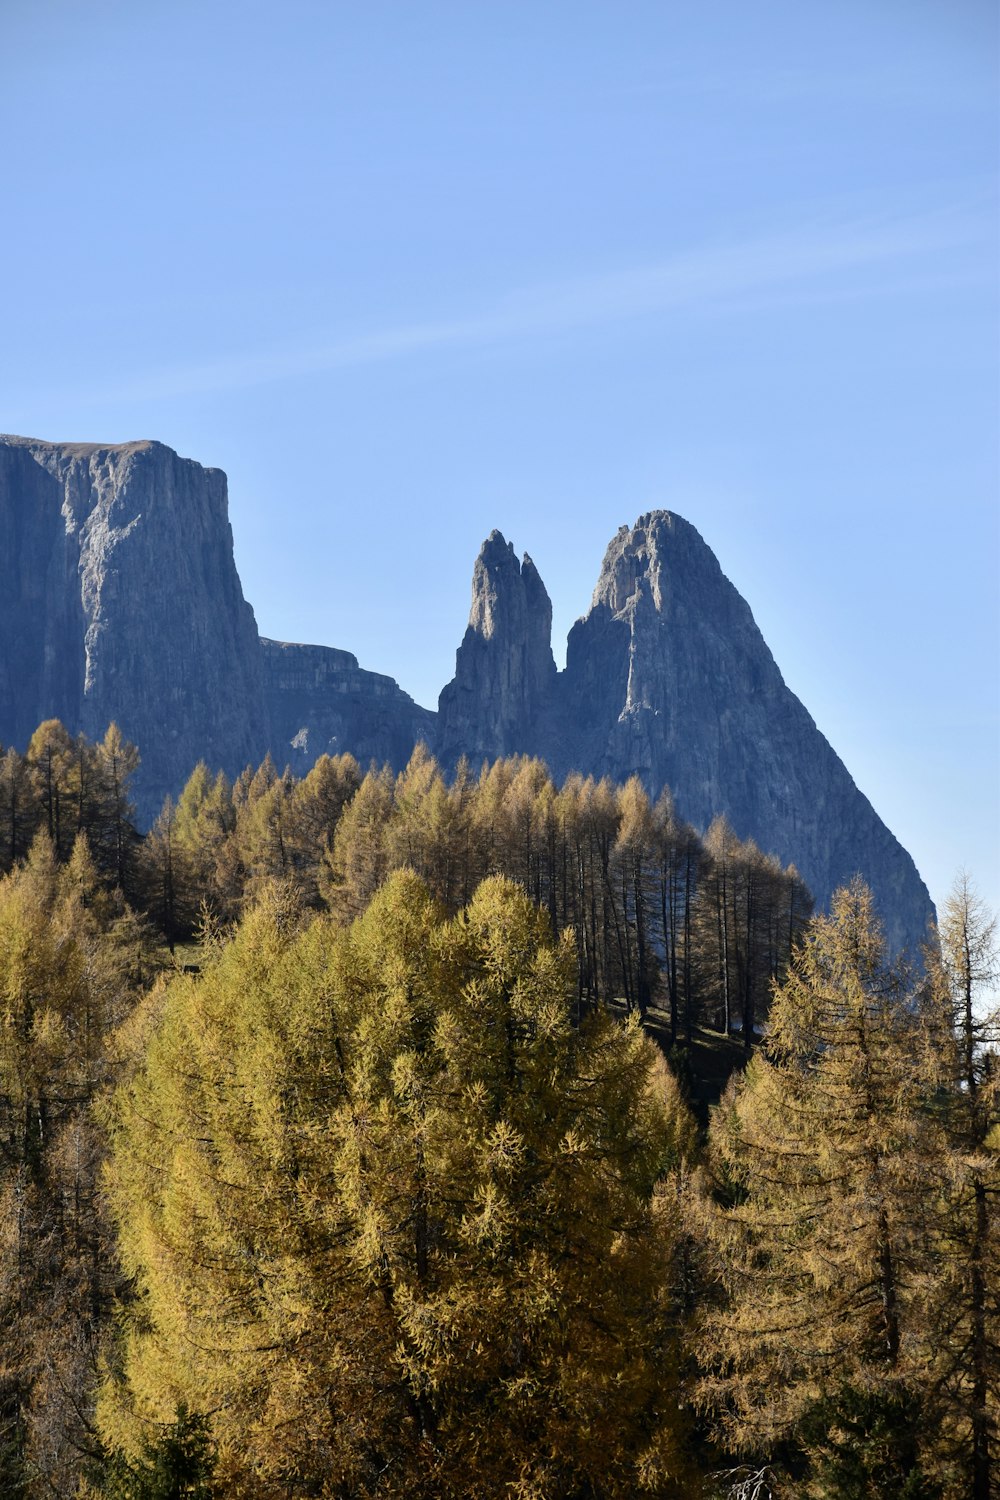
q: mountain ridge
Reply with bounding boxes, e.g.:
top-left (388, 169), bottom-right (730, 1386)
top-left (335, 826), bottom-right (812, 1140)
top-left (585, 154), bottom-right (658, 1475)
top-left (0, 434), bottom-right (933, 951)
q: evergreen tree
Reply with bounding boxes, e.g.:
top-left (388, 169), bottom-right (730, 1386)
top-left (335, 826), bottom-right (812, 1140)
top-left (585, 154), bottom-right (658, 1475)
top-left (96, 1405), bottom-right (215, 1499)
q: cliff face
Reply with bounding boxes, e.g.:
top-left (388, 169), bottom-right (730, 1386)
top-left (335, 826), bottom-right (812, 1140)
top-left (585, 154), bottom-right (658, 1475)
top-left (0, 435), bottom-right (932, 951)
top-left (262, 638), bottom-right (435, 775)
top-left (439, 512), bottom-right (933, 954)
top-left (437, 531), bottom-right (556, 768)
top-left (0, 436), bottom-right (269, 822)
top-left (0, 436), bottom-right (436, 823)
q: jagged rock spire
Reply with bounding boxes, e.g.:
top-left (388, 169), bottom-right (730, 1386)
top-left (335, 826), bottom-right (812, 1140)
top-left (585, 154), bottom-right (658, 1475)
top-left (437, 530), bottom-right (557, 766)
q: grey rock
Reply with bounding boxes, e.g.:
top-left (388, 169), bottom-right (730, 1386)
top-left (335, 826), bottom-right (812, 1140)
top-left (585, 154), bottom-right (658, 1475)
top-left (437, 530), bottom-right (556, 767)
top-left (0, 435), bottom-right (269, 823)
top-left (0, 436), bottom-right (933, 951)
top-left (262, 638), bottom-right (435, 775)
top-left (0, 435), bottom-right (437, 824)
top-left (439, 512), bottom-right (934, 954)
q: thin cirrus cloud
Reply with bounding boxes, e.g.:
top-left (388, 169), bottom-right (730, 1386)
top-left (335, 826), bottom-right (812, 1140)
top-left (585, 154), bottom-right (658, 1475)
top-left (56, 203), bottom-right (988, 408)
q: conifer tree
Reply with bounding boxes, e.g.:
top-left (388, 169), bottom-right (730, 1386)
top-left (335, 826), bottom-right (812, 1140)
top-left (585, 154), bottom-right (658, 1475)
top-left (171, 763), bottom-right (236, 918)
top-left (0, 747), bottom-right (34, 873)
top-left (920, 876), bottom-right (1000, 1496)
top-left (614, 776), bottom-right (656, 1013)
top-left (323, 764), bottom-right (395, 917)
top-left (26, 720), bottom-right (77, 859)
top-left (0, 834), bottom-right (148, 1494)
top-left (701, 880), bottom-right (944, 1495)
top-left (94, 724), bottom-right (141, 895)
top-left (99, 872), bottom-right (692, 1497)
top-left (652, 788), bottom-right (702, 1043)
top-left (282, 751), bottom-right (361, 906)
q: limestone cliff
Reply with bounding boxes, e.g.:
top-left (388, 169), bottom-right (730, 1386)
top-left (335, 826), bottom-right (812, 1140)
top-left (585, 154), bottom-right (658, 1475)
top-left (439, 513), bottom-right (933, 953)
top-left (0, 436), bottom-right (437, 822)
top-left (0, 435), bottom-right (269, 822)
top-left (0, 435), bottom-right (933, 951)
top-left (437, 530), bottom-right (556, 768)
top-left (559, 513), bottom-right (932, 953)
top-left (262, 638), bottom-right (435, 775)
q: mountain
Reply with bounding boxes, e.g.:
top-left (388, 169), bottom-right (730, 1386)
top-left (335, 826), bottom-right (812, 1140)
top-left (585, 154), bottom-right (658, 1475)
top-left (262, 638), bottom-right (435, 778)
top-left (437, 530), bottom-right (557, 767)
top-left (437, 513), bottom-right (933, 953)
top-left (0, 435), bottom-right (268, 821)
top-left (0, 436), bottom-right (434, 822)
top-left (0, 436), bottom-right (933, 949)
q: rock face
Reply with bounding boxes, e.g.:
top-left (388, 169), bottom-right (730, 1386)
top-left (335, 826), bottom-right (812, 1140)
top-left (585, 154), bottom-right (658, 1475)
top-left (262, 638), bottom-right (436, 776)
top-left (0, 435), bottom-right (932, 951)
top-left (439, 512), bottom-right (933, 954)
top-left (437, 531), bottom-right (556, 767)
top-left (0, 435), bottom-right (438, 824)
top-left (0, 435), bottom-right (269, 822)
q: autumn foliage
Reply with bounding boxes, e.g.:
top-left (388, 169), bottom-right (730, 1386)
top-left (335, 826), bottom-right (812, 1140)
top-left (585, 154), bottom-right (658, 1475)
top-left (0, 722), bottom-right (995, 1497)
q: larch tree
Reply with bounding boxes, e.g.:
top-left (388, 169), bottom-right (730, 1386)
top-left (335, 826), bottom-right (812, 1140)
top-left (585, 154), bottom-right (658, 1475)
top-left (701, 880), bottom-right (945, 1497)
top-left (0, 747), bottom-right (35, 874)
top-left (98, 871), bottom-right (693, 1498)
top-left (920, 875), bottom-right (999, 1497)
top-left (0, 833), bottom-right (148, 1495)
top-left (323, 764), bottom-right (395, 919)
top-left (94, 723), bottom-right (141, 895)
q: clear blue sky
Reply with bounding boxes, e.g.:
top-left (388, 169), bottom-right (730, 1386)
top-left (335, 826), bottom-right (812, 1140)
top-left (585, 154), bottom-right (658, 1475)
top-left (3, 0), bottom-right (998, 924)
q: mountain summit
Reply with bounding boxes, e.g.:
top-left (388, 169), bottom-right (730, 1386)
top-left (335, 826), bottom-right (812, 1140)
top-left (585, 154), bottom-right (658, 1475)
top-left (0, 438), bottom-right (933, 950)
top-left (438, 511), bottom-right (933, 952)
top-left (437, 530), bottom-right (557, 768)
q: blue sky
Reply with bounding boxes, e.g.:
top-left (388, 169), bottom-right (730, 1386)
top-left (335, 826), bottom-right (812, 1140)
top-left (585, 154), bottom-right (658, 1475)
top-left (3, 0), bottom-right (997, 923)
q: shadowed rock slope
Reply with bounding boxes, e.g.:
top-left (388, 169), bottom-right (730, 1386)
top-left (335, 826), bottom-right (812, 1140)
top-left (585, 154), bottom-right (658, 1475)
top-left (262, 638), bottom-right (435, 778)
top-left (438, 514), bottom-right (933, 953)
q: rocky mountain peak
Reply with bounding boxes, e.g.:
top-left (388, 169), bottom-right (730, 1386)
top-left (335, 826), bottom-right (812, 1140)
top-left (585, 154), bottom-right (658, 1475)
top-left (437, 531), bottom-right (557, 766)
top-left (0, 436), bottom-right (934, 953)
top-left (468, 529), bottom-right (519, 637)
top-left (557, 510), bottom-right (931, 951)
top-left (590, 510), bottom-right (733, 622)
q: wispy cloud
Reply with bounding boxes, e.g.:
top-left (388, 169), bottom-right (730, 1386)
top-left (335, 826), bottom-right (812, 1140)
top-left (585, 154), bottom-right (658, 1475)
top-left (56, 204), bottom-right (989, 406)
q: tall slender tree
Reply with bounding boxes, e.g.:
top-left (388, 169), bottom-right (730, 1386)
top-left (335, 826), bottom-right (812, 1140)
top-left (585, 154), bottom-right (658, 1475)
top-left (921, 876), bottom-right (999, 1497)
top-left (701, 881), bottom-right (944, 1495)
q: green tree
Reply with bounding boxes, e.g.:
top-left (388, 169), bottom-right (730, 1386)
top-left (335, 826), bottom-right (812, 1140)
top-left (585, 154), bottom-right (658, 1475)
top-left (95, 1404), bottom-right (215, 1498)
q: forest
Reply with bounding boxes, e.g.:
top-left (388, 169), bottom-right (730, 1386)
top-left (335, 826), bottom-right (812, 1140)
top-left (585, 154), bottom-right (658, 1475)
top-left (0, 719), bottom-right (996, 1498)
